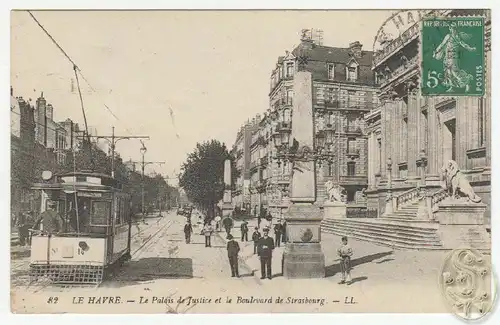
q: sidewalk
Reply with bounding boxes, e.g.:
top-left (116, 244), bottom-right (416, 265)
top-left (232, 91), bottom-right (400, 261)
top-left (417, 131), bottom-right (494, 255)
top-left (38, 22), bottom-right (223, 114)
top-left (217, 217), bottom-right (448, 285)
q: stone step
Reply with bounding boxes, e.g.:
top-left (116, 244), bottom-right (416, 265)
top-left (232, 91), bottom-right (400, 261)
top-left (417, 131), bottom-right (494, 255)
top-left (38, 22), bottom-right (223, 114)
top-left (322, 219), bottom-right (440, 240)
top-left (392, 211), bottom-right (418, 217)
top-left (324, 217), bottom-right (439, 232)
top-left (321, 221), bottom-right (441, 243)
top-left (322, 226), bottom-right (445, 250)
top-left (399, 206), bottom-right (419, 211)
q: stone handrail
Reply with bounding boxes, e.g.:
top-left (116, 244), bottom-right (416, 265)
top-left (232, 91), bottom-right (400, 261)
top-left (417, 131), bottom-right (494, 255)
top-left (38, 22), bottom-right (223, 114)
top-left (428, 188), bottom-right (448, 210)
top-left (395, 187), bottom-right (420, 210)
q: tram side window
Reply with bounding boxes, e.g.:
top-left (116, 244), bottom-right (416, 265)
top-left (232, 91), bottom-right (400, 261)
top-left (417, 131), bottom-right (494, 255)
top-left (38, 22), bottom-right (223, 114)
top-left (91, 201), bottom-right (111, 226)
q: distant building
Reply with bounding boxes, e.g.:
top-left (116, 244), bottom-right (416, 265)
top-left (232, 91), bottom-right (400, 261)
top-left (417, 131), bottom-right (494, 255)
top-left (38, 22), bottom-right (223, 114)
top-left (265, 31), bottom-right (379, 216)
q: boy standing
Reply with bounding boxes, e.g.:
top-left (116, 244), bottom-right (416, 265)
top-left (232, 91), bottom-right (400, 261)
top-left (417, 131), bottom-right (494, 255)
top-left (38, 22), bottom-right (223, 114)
top-left (337, 236), bottom-right (353, 284)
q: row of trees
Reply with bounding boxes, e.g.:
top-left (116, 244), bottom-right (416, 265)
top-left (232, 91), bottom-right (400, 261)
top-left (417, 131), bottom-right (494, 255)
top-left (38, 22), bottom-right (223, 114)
top-left (60, 138), bottom-right (179, 215)
top-left (179, 139), bottom-right (239, 220)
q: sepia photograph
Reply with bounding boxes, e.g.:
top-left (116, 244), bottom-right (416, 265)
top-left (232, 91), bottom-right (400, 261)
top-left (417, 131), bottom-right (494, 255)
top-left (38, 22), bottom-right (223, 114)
top-left (9, 8), bottom-right (493, 316)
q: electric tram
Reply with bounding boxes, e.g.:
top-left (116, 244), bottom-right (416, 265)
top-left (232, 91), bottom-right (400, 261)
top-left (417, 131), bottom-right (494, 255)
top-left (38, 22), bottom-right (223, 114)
top-left (29, 170), bottom-right (132, 284)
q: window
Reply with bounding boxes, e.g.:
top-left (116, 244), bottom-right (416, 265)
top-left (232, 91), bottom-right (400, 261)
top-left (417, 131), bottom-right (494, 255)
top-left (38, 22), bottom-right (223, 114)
top-left (115, 198), bottom-right (122, 225)
top-left (286, 89), bottom-right (294, 105)
top-left (347, 162), bottom-right (356, 176)
top-left (347, 138), bottom-right (357, 154)
top-left (91, 201), bottom-right (111, 226)
top-left (347, 66), bottom-right (357, 81)
top-left (327, 163), bottom-right (334, 176)
top-left (377, 139), bottom-right (382, 174)
top-left (327, 63), bottom-right (335, 80)
top-left (286, 62), bottom-right (294, 77)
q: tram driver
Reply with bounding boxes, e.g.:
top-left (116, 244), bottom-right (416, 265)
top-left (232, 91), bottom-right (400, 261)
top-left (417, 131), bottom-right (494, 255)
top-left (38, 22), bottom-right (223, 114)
top-left (33, 200), bottom-right (64, 235)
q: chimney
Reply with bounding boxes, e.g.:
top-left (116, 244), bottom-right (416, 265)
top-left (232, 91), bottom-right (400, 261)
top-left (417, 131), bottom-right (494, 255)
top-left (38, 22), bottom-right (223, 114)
top-left (349, 41), bottom-right (363, 58)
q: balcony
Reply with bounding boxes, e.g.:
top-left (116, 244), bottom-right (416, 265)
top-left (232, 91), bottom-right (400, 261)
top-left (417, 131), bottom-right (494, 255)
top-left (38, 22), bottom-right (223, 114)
top-left (339, 175), bottom-right (368, 186)
top-left (346, 149), bottom-right (360, 158)
top-left (276, 121), bottom-right (292, 133)
top-left (344, 126), bottom-right (363, 135)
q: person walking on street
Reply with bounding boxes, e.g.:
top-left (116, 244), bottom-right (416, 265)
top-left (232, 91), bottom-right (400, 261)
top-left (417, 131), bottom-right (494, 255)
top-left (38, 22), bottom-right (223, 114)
top-left (16, 211), bottom-right (29, 246)
top-left (252, 227), bottom-right (261, 254)
top-left (337, 236), bottom-right (353, 285)
top-left (257, 227), bottom-right (275, 279)
top-left (184, 221), bottom-right (193, 244)
top-left (281, 219), bottom-right (287, 243)
top-left (273, 222), bottom-right (282, 248)
top-left (222, 216), bottom-right (234, 238)
top-left (240, 220), bottom-right (249, 242)
top-left (226, 234), bottom-right (240, 277)
top-left (203, 223), bottom-right (213, 247)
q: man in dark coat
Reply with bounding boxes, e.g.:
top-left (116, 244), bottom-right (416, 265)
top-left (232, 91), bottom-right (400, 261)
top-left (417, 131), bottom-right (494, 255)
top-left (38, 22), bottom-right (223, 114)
top-left (226, 234), bottom-right (240, 277)
top-left (281, 219), bottom-right (287, 243)
top-left (222, 216), bottom-right (234, 238)
top-left (184, 221), bottom-right (193, 244)
top-left (33, 201), bottom-right (63, 235)
top-left (16, 211), bottom-right (30, 246)
top-left (273, 222), bottom-right (282, 248)
top-left (240, 220), bottom-right (249, 242)
top-left (252, 227), bottom-right (261, 254)
top-left (257, 227), bottom-right (275, 280)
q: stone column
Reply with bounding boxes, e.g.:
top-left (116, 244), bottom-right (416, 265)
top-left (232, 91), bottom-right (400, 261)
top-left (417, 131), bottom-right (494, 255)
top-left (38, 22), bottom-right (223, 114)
top-left (283, 70), bottom-right (324, 279)
top-left (368, 132), bottom-right (375, 189)
top-left (456, 97), bottom-right (468, 169)
top-left (391, 100), bottom-right (399, 179)
top-left (222, 159), bottom-right (234, 217)
top-left (407, 92), bottom-right (418, 178)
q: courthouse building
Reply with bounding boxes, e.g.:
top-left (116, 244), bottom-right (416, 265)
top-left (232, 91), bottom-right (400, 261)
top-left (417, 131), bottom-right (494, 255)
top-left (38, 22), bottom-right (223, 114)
top-left (365, 9), bottom-right (491, 225)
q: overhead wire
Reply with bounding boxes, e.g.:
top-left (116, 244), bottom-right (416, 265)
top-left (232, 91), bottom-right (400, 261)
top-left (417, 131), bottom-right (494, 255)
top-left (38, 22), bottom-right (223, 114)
top-left (26, 10), bottom-right (135, 135)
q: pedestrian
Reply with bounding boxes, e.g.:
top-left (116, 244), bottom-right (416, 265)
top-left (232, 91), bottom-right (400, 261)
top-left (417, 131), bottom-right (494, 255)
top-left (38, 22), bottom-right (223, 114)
top-left (222, 216), bottom-right (234, 238)
top-left (203, 222), bottom-right (213, 247)
top-left (252, 227), bottom-right (261, 254)
top-left (240, 220), bottom-right (249, 242)
top-left (184, 221), bottom-right (193, 244)
top-left (281, 219), bottom-right (287, 243)
top-left (257, 227), bottom-right (275, 280)
top-left (273, 222), bottom-right (282, 248)
top-left (16, 211), bottom-right (29, 246)
top-left (337, 236), bottom-right (353, 285)
top-left (226, 234), bottom-right (240, 277)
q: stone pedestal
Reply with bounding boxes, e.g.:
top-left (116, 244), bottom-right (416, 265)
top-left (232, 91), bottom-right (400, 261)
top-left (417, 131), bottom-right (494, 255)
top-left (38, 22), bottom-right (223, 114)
top-left (282, 203), bottom-right (325, 278)
top-left (435, 199), bottom-right (491, 250)
top-left (221, 202), bottom-right (233, 218)
top-left (323, 201), bottom-right (347, 219)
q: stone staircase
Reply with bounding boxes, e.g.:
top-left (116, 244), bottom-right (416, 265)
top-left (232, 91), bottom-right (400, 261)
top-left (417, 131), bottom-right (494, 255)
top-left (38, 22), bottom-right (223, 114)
top-left (321, 187), bottom-right (449, 250)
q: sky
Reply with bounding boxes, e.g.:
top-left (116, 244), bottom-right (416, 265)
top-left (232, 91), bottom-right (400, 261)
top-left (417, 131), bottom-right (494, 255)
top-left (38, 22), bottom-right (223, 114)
top-left (11, 10), bottom-right (392, 185)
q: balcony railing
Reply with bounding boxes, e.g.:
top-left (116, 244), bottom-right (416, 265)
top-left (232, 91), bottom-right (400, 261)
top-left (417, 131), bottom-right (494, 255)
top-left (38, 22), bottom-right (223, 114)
top-left (277, 174), bottom-right (291, 183)
top-left (344, 126), bottom-right (363, 134)
top-left (346, 149), bottom-right (360, 157)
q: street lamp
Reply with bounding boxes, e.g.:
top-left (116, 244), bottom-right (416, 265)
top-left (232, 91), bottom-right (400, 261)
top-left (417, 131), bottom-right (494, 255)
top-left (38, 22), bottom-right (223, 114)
top-left (385, 157), bottom-right (393, 214)
top-left (140, 146), bottom-right (147, 220)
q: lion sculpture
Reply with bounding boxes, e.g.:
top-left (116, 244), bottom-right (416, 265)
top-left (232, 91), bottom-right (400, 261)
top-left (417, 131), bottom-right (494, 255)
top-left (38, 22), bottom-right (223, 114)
top-left (440, 160), bottom-right (481, 203)
top-left (325, 180), bottom-right (346, 203)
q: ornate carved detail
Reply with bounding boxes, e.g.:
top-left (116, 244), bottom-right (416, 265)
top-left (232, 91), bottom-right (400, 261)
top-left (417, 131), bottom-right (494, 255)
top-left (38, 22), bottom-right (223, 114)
top-left (300, 228), bottom-right (314, 243)
top-left (440, 249), bottom-right (492, 320)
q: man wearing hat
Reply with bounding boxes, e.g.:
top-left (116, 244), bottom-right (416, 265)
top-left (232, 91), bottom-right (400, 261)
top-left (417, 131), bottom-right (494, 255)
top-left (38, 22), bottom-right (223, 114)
top-left (226, 234), bottom-right (240, 277)
top-left (257, 227), bottom-right (275, 280)
top-left (33, 201), bottom-right (63, 235)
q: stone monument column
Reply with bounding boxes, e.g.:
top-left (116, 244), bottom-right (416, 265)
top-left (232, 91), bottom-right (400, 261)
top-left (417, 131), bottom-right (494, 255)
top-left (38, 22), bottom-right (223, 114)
top-left (282, 70), bottom-right (325, 279)
top-left (222, 159), bottom-right (233, 217)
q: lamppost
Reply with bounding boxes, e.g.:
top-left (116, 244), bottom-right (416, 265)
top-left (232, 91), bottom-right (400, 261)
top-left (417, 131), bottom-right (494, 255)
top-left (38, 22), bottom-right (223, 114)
top-left (385, 157), bottom-right (393, 214)
top-left (140, 146), bottom-right (147, 221)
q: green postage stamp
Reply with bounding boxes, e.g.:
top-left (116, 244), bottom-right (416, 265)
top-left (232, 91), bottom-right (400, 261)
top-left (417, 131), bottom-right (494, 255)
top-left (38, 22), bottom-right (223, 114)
top-left (421, 17), bottom-right (485, 96)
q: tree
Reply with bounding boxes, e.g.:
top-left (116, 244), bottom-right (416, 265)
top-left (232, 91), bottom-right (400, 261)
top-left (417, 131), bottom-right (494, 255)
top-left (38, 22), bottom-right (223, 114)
top-left (179, 139), bottom-right (239, 219)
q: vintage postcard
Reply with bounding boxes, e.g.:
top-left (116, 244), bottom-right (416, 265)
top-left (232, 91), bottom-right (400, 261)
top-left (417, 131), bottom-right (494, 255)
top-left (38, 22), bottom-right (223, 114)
top-left (10, 9), bottom-right (493, 316)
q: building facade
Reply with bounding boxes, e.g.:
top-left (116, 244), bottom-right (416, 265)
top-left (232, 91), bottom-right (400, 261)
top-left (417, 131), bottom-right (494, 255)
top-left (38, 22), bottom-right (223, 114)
top-left (366, 9), bottom-right (491, 224)
top-left (265, 32), bottom-right (379, 216)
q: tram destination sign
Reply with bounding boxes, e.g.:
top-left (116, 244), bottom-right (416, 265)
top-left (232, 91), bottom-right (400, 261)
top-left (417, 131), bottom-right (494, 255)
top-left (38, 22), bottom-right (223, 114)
top-left (77, 192), bottom-right (103, 198)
